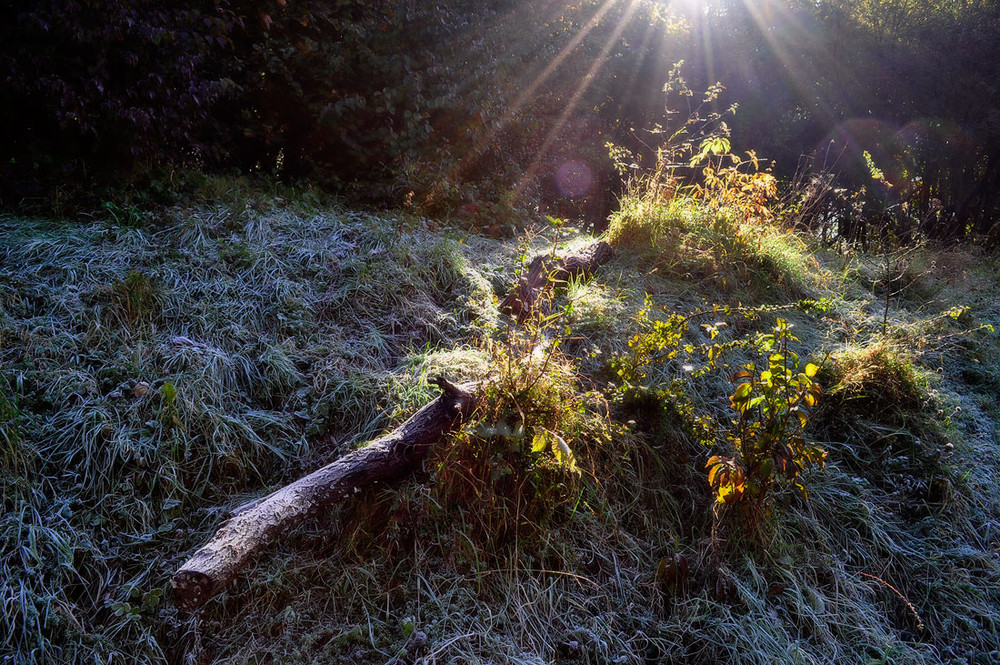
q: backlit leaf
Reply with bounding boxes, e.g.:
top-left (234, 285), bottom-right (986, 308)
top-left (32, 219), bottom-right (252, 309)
top-left (550, 432), bottom-right (578, 471)
top-left (531, 430), bottom-right (548, 453)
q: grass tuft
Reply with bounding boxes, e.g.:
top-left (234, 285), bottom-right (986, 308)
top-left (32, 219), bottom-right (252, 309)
top-left (606, 195), bottom-right (829, 301)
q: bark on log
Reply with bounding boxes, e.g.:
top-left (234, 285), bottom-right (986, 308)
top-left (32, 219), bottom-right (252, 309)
top-left (502, 241), bottom-right (613, 320)
top-left (172, 377), bottom-right (477, 609)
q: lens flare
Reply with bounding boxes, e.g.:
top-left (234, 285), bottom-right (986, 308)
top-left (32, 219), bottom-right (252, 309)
top-left (555, 160), bottom-right (594, 199)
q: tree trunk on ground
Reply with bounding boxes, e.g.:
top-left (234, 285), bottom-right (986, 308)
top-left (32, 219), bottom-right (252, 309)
top-left (172, 377), bottom-right (477, 609)
top-left (502, 241), bottom-right (613, 320)
top-left (172, 241), bottom-right (613, 609)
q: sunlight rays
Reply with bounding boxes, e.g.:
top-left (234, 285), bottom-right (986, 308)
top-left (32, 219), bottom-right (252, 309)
top-left (616, 11), bottom-right (663, 109)
top-left (426, 0), bottom-right (657, 210)
top-left (734, 0), bottom-right (904, 171)
top-left (735, 0), bottom-right (866, 143)
top-left (431, 0), bottom-right (629, 207)
top-left (505, 0), bottom-right (623, 128)
top-left (516, 0), bottom-right (644, 196)
top-left (430, 0), bottom-right (879, 215)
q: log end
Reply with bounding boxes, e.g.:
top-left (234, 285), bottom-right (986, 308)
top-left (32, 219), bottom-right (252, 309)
top-left (500, 242), bottom-right (614, 320)
top-left (430, 376), bottom-right (479, 419)
top-left (172, 568), bottom-right (219, 610)
top-left (430, 375), bottom-right (463, 398)
top-left (589, 241), bottom-right (614, 265)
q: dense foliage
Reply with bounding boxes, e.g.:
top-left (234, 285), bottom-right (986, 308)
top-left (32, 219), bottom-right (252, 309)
top-left (2, 0), bottom-right (1000, 232)
top-left (0, 0), bottom-right (238, 186)
top-left (1, 0), bottom-right (670, 221)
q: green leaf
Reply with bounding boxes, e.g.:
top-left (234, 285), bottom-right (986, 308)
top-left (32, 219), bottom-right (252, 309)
top-left (733, 382), bottom-right (752, 400)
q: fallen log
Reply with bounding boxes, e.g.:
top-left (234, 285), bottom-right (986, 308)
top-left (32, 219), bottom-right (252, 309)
top-left (501, 241), bottom-right (613, 320)
top-left (173, 241), bottom-right (614, 609)
top-left (172, 377), bottom-right (477, 609)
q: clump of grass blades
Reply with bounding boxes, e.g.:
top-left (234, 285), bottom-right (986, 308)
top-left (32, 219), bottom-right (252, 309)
top-left (606, 192), bottom-right (828, 301)
top-left (419, 316), bottom-right (610, 567)
top-left (824, 339), bottom-right (927, 418)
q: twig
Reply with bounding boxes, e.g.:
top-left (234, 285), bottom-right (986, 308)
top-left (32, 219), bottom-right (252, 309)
top-left (859, 571), bottom-right (925, 632)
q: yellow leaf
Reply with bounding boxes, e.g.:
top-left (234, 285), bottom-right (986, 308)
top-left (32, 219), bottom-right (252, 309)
top-left (531, 430), bottom-right (549, 453)
top-left (805, 363), bottom-right (819, 377)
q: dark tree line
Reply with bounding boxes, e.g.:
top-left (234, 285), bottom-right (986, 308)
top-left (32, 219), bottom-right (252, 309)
top-left (2, 0), bottom-right (999, 241)
top-left (0, 0), bottom-right (665, 220)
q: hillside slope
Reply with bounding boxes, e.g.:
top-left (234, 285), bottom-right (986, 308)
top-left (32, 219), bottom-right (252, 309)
top-left (2, 187), bottom-right (999, 664)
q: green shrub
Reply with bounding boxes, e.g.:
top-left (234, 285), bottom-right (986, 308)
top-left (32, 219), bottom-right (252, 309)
top-left (707, 319), bottom-right (826, 513)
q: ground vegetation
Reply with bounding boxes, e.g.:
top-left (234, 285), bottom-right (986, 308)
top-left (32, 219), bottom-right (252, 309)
top-left (4, 2), bottom-right (1000, 663)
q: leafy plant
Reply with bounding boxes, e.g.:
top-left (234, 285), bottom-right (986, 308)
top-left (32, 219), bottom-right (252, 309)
top-left (606, 64), bottom-right (776, 227)
top-left (692, 148), bottom-right (778, 221)
top-left (473, 299), bottom-right (597, 477)
top-left (159, 382), bottom-right (182, 436)
top-left (415, 281), bottom-right (611, 566)
top-left (706, 318), bottom-right (826, 510)
top-left (607, 64), bottom-right (737, 204)
top-left (614, 297), bottom-right (829, 390)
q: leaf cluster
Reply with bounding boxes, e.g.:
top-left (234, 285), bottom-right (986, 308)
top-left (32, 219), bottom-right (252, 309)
top-left (707, 318), bottom-right (826, 507)
top-left (613, 300), bottom-right (830, 533)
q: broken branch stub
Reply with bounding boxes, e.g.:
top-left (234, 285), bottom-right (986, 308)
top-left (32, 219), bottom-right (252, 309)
top-left (172, 377), bottom-right (478, 609)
